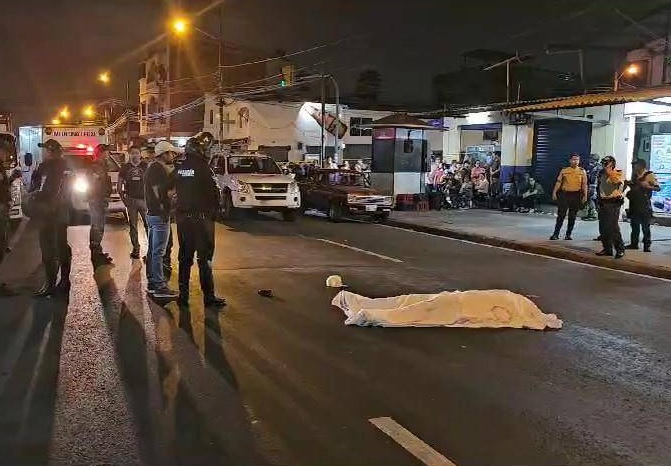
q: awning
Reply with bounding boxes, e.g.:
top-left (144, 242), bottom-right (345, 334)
top-left (359, 113), bottom-right (446, 131)
top-left (505, 86), bottom-right (671, 113)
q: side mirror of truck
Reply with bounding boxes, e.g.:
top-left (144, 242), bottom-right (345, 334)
top-left (24, 153), bottom-right (33, 167)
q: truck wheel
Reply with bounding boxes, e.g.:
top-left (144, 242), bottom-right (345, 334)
top-left (328, 201), bottom-right (344, 223)
top-left (374, 212), bottom-right (390, 223)
top-left (282, 210), bottom-right (297, 222)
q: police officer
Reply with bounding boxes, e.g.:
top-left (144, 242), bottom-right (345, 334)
top-left (582, 153), bottom-right (601, 221)
top-left (0, 142), bottom-right (22, 296)
top-left (625, 158), bottom-right (660, 252)
top-left (550, 153), bottom-right (588, 240)
top-left (118, 145), bottom-right (148, 259)
top-left (30, 139), bottom-right (72, 296)
top-left (596, 156), bottom-right (626, 259)
top-left (173, 135), bottom-right (225, 308)
top-left (88, 144), bottom-right (113, 265)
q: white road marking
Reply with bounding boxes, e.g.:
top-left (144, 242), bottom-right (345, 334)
top-left (303, 236), bottom-right (403, 263)
top-left (375, 223), bottom-right (671, 283)
top-left (369, 417), bottom-right (457, 466)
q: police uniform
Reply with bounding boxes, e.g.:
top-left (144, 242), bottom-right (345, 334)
top-left (88, 144), bottom-right (113, 263)
top-left (173, 137), bottom-right (225, 307)
top-left (596, 156), bottom-right (626, 258)
top-left (626, 160), bottom-right (659, 252)
top-left (583, 154), bottom-right (601, 220)
top-left (551, 163), bottom-right (587, 240)
top-left (31, 139), bottom-right (72, 296)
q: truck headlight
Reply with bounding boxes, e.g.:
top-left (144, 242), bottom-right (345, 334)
top-left (383, 196), bottom-right (394, 206)
top-left (73, 176), bottom-right (89, 194)
top-left (288, 181), bottom-right (299, 194)
top-left (236, 180), bottom-right (250, 194)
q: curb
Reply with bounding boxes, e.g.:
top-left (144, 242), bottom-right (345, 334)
top-left (386, 219), bottom-right (671, 280)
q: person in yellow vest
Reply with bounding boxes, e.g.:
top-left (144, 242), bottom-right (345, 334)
top-left (550, 153), bottom-right (588, 240)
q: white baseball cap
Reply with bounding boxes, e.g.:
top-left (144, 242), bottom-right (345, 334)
top-left (155, 140), bottom-right (183, 156)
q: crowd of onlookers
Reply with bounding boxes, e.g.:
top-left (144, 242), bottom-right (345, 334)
top-left (425, 153), bottom-right (547, 212)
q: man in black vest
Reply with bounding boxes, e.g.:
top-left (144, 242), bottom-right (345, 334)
top-left (625, 158), bottom-right (660, 252)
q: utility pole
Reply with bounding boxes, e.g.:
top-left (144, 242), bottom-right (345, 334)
top-left (329, 75), bottom-right (340, 162)
top-left (483, 53), bottom-right (526, 103)
top-left (166, 38), bottom-right (172, 140)
top-left (320, 74), bottom-right (326, 166)
top-left (217, 3), bottom-right (225, 149)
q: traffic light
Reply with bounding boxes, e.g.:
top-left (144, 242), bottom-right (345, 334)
top-left (281, 64), bottom-right (295, 87)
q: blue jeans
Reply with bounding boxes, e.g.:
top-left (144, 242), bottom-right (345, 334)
top-left (146, 215), bottom-right (170, 289)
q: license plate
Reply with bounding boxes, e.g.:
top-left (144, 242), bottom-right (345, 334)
top-left (365, 205), bottom-right (377, 212)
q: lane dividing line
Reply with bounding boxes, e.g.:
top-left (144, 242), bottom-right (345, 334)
top-left (369, 417), bottom-right (458, 466)
top-left (301, 235), bottom-right (403, 263)
top-left (374, 223), bottom-right (671, 283)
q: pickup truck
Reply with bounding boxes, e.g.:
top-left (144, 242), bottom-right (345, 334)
top-left (210, 153), bottom-right (301, 221)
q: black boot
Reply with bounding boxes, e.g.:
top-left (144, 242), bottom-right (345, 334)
top-left (36, 262), bottom-right (58, 298)
top-left (178, 262), bottom-right (191, 306)
top-left (56, 261), bottom-right (72, 294)
top-left (643, 243), bottom-right (651, 253)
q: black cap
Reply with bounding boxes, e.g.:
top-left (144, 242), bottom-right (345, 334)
top-left (38, 139), bottom-right (63, 152)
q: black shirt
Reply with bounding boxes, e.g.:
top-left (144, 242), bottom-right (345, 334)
top-left (144, 161), bottom-right (172, 217)
top-left (86, 161), bottom-right (112, 201)
top-left (174, 154), bottom-right (219, 216)
top-left (119, 162), bottom-right (147, 199)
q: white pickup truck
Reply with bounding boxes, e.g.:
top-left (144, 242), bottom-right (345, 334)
top-left (210, 153), bottom-right (301, 221)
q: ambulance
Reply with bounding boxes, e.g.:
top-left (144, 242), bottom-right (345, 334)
top-left (16, 124), bottom-right (125, 221)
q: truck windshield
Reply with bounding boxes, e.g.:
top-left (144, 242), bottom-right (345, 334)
top-left (227, 156), bottom-right (281, 175)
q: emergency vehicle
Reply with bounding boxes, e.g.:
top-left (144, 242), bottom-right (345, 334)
top-left (16, 124), bottom-right (125, 220)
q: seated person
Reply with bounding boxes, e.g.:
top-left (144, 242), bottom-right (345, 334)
top-left (459, 176), bottom-right (474, 208)
top-left (520, 177), bottom-right (544, 212)
top-left (474, 174), bottom-right (490, 203)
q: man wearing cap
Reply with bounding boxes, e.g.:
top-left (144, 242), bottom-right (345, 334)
top-left (88, 144), bottom-right (113, 265)
top-left (596, 156), bottom-right (626, 259)
top-left (174, 135), bottom-right (225, 308)
top-left (550, 153), bottom-right (588, 240)
top-left (144, 140), bottom-right (180, 299)
top-left (31, 139), bottom-right (71, 296)
top-left (625, 158), bottom-right (660, 252)
top-left (118, 145), bottom-right (148, 259)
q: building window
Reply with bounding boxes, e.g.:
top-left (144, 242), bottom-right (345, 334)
top-left (210, 109), bottom-right (214, 125)
top-left (350, 117), bottom-right (373, 137)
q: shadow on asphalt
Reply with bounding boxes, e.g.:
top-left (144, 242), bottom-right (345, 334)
top-left (0, 293), bottom-right (69, 465)
top-left (93, 263), bottom-right (263, 466)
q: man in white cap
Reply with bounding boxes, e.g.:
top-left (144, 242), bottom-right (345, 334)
top-left (143, 140), bottom-right (181, 299)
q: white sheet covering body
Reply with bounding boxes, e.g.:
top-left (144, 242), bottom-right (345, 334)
top-left (332, 289), bottom-right (562, 330)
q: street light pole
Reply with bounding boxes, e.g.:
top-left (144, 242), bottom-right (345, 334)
top-left (218, 4), bottom-right (225, 149)
top-left (328, 75), bottom-right (340, 163)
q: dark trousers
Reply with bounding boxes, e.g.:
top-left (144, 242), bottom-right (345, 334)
top-left (599, 201), bottom-right (625, 254)
top-left (39, 221), bottom-right (72, 285)
top-left (177, 217), bottom-right (215, 298)
top-left (125, 197), bottom-right (147, 253)
top-left (0, 210), bottom-right (8, 264)
top-left (629, 212), bottom-right (652, 247)
top-left (554, 191), bottom-right (582, 236)
top-left (88, 201), bottom-right (107, 255)
top-left (520, 194), bottom-right (540, 210)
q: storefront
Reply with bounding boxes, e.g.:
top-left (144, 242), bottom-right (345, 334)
top-left (627, 99), bottom-right (671, 218)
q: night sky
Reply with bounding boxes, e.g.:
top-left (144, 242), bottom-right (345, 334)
top-left (1, 0), bottom-right (669, 126)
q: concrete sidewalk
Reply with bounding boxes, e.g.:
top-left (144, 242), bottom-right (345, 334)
top-left (388, 209), bottom-right (671, 279)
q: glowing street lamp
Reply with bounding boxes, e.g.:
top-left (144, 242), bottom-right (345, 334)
top-left (98, 71), bottom-right (111, 84)
top-left (51, 118), bottom-right (61, 125)
top-left (59, 107), bottom-right (70, 119)
top-left (83, 105), bottom-right (95, 119)
top-left (172, 18), bottom-right (189, 35)
top-left (614, 63), bottom-right (640, 91)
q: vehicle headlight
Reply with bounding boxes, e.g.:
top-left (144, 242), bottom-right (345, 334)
top-left (347, 194), bottom-right (358, 204)
top-left (383, 196), bottom-right (394, 205)
top-left (73, 176), bottom-right (89, 194)
top-left (236, 180), bottom-right (250, 194)
top-left (288, 181), bottom-right (299, 193)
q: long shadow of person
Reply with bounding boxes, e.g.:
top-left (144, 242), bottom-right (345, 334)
top-left (0, 293), bottom-right (69, 465)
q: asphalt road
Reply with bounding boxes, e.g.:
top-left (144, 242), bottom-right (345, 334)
top-left (0, 213), bottom-right (670, 466)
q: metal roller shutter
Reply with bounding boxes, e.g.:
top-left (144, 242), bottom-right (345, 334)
top-left (533, 119), bottom-right (592, 198)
